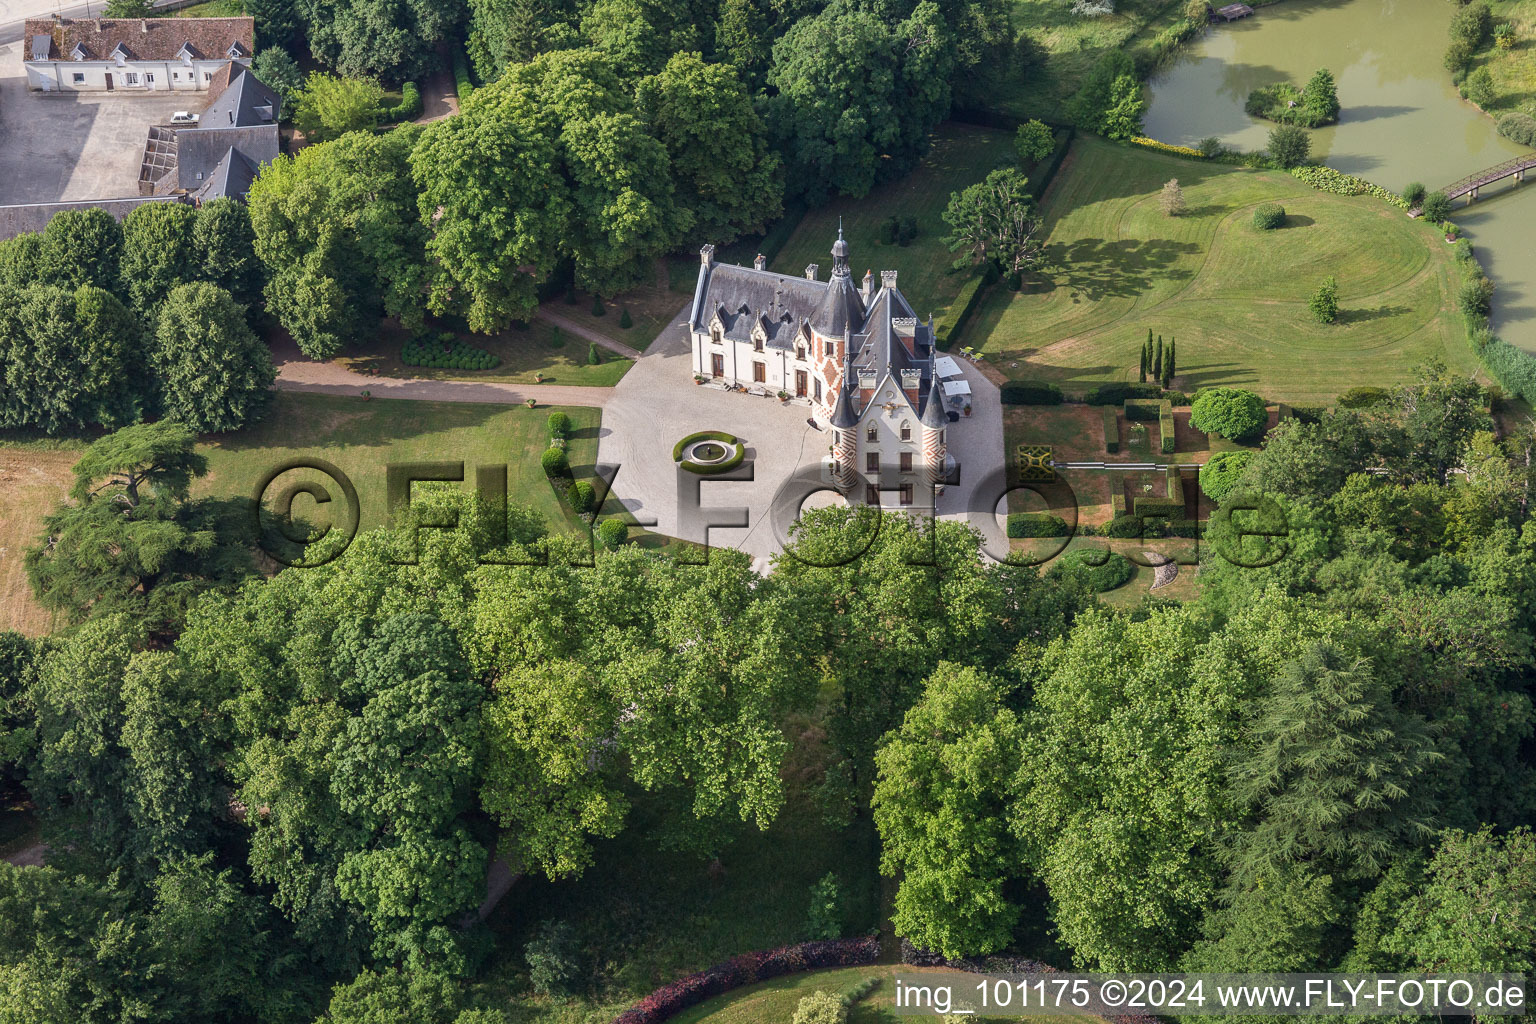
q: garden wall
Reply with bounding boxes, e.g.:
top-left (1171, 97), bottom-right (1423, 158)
top-left (610, 936), bottom-right (882, 1024)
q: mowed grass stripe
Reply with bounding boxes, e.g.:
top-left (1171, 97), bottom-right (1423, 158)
top-left (969, 137), bottom-right (1480, 404)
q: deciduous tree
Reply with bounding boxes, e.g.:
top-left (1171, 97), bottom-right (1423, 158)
top-left (152, 282), bottom-right (274, 432)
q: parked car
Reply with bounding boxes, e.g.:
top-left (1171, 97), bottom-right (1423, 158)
top-left (170, 111), bottom-right (200, 125)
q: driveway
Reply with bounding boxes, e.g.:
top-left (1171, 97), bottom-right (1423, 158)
top-left (0, 42), bottom-right (198, 204)
top-left (599, 308), bottom-right (1007, 566)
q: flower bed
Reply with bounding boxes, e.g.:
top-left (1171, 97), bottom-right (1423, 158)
top-left (611, 937), bottom-right (881, 1024)
top-left (1288, 166), bottom-right (1408, 209)
top-left (1130, 136), bottom-right (1205, 159)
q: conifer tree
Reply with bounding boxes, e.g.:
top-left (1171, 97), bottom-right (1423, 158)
top-left (1139, 341), bottom-right (1148, 383)
top-left (1153, 335), bottom-right (1163, 381)
top-left (1164, 337), bottom-right (1176, 387)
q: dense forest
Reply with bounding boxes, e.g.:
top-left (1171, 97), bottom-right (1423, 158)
top-left (2, 365), bottom-right (1534, 1021)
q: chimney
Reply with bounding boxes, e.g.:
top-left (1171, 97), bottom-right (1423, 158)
top-left (804, 264), bottom-right (818, 281)
top-left (862, 269), bottom-right (873, 302)
top-left (881, 270), bottom-right (898, 291)
top-left (699, 243), bottom-right (715, 268)
top-left (753, 253), bottom-right (766, 271)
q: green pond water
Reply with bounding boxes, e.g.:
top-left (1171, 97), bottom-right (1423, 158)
top-left (1144, 0), bottom-right (1536, 351)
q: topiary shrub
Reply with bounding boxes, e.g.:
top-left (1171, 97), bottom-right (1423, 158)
top-left (792, 992), bottom-right (849, 1024)
top-left (541, 445), bottom-right (569, 478)
top-left (597, 517), bottom-right (629, 549)
top-left (588, 342), bottom-right (602, 365)
top-left (1190, 386), bottom-right (1267, 441)
top-left (525, 920), bottom-right (582, 996)
top-left (546, 411), bottom-right (572, 439)
top-left (1000, 380), bottom-right (1064, 405)
top-left (1252, 204), bottom-right (1286, 230)
top-left (401, 332), bottom-right (500, 371)
top-left (878, 216), bottom-right (899, 245)
top-left (591, 295), bottom-right (605, 316)
top-left (566, 479), bottom-right (595, 514)
top-left (1199, 450), bottom-right (1254, 504)
top-left (1007, 512), bottom-right (1071, 538)
top-left (618, 308), bottom-right (633, 329)
top-left (897, 216), bottom-right (918, 246)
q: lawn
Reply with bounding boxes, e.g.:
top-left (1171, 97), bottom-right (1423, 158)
top-left (768, 124), bottom-right (1019, 320)
top-left (335, 320), bottom-right (633, 388)
top-left (197, 392), bottom-right (602, 538)
top-left (1479, 0), bottom-right (1536, 114)
top-left (990, 0), bottom-right (1190, 121)
top-left (151, 0), bottom-right (246, 16)
top-left (554, 282), bottom-right (693, 353)
top-left (966, 137), bottom-right (1483, 404)
top-left (0, 442), bottom-right (84, 636)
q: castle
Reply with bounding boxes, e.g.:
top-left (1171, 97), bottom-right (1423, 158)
top-left (687, 231), bottom-right (955, 507)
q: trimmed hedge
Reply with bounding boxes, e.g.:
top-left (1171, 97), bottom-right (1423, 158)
top-left (1111, 493), bottom-right (1127, 514)
top-left (612, 937), bottom-right (881, 1024)
top-left (541, 446), bottom-right (569, 478)
top-left (1000, 380), bottom-right (1064, 405)
top-left (566, 479), bottom-right (595, 514)
top-left (452, 46), bottom-right (475, 102)
top-left (1082, 381), bottom-right (1162, 405)
top-left (402, 332), bottom-right (500, 371)
top-left (1338, 386), bottom-right (1389, 409)
top-left (672, 430), bottom-right (737, 462)
top-left (1159, 405), bottom-right (1176, 454)
top-left (1102, 407), bottom-right (1119, 453)
top-left (934, 272), bottom-right (988, 351)
top-left (1053, 549), bottom-right (1135, 592)
top-left (384, 81), bottom-right (421, 123)
top-left (1123, 398), bottom-right (1163, 422)
top-left (597, 518), bottom-right (629, 549)
top-left (1006, 513), bottom-right (1071, 538)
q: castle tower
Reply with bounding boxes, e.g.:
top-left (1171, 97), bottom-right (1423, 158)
top-left (829, 327), bottom-right (859, 489)
top-left (920, 371), bottom-right (947, 490)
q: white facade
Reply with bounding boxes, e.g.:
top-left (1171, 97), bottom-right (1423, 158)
top-left (27, 55), bottom-right (247, 93)
top-left (687, 236), bottom-right (951, 509)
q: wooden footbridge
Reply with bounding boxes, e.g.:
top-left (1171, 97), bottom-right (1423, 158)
top-left (1441, 153), bottom-right (1536, 203)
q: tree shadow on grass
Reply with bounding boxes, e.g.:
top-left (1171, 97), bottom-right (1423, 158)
top-left (1338, 304), bottom-right (1411, 325)
top-left (1175, 363), bottom-right (1261, 389)
top-left (1044, 237), bottom-right (1202, 301)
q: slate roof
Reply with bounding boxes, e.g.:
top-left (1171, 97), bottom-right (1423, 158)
top-left (174, 124), bottom-right (277, 194)
top-left (22, 16), bottom-right (254, 63)
top-left (192, 147), bottom-right (259, 203)
top-left (0, 196), bottom-right (185, 243)
top-left (203, 63), bottom-right (280, 127)
top-left (692, 231), bottom-right (943, 424)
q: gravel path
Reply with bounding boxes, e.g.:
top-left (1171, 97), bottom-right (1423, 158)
top-left (535, 307), bottom-right (645, 360)
top-left (272, 339), bottom-right (612, 409)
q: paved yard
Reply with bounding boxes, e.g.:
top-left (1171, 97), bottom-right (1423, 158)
top-left (599, 307), bottom-right (1007, 567)
top-left (0, 43), bottom-right (197, 204)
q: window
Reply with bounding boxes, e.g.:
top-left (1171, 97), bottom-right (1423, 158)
top-left (145, 73), bottom-right (155, 83)
top-left (753, 361), bottom-right (765, 383)
top-left (866, 424), bottom-right (877, 442)
top-left (900, 452), bottom-right (913, 473)
top-left (865, 484), bottom-right (880, 505)
top-left (900, 484), bottom-right (914, 506)
top-left (710, 325), bottom-right (722, 345)
top-left (939, 430), bottom-right (945, 445)
top-left (814, 379), bottom-right (822, 401)
top-left (72, 73), bottom-right (85, 83)
top-left (866, 452), bottom-right (879, 473)
top-left (796, 345), bottom-right (805, 361)
top-left (125, 73), bottom-right (139, 84)
top-left (900, 422), bottom-right (911, 441)
top-left (753, 336), bottom-right (764, 352)
top-left (172, 72), bottom-right (180, 80)
top-left (204, 71), bottom-right (213, 81)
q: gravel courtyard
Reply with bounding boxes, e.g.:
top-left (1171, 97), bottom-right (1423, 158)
top-left (598, 309), bottom-right (1007, 566)
top-left (0, 42), bottom-right (194, 204)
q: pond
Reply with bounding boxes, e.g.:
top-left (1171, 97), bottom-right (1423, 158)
top-left (1144, 0), bottom-right (1536, 351)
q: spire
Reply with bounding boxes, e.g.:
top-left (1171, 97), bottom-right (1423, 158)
top-left (831, 222), bottom-right (850, 278)
top-left (831, 325), bottom-right (858, 428)
top-left (921, 369), bottom-right (947, 428)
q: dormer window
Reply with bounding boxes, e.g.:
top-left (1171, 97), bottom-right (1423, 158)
top-left (866, 424), bottom-right (878, 442)
top-left (753, 335), bottom-right (764, 352)
top-left (900, 422), bottom-right (911, 441)
top-left (796, 345), bottom-right (806, 361)
top-left (226, 42), bottom-right (247, 58)
top-left (709, 325), bottom-right (722, 345)
top-left (70, 42), bottom-right (89, 61)
top-left (177, 43), bottom-right (198, 62)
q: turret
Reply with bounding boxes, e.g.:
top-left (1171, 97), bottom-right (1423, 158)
top-left (920, 371), bottom-right (947, 488)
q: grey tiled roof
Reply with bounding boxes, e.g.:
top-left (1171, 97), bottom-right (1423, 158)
top-left (192, 147), bottom-right (259, 202)
top-left (23, 16), bottom-right (254, 63)
top-left (203, 63), bottom-right (280, 128)
top-left (0, 196), bottom-right (185, 243)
